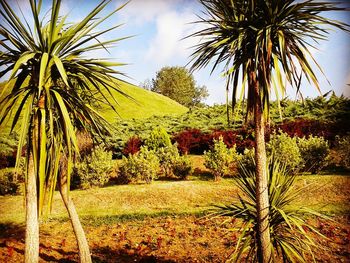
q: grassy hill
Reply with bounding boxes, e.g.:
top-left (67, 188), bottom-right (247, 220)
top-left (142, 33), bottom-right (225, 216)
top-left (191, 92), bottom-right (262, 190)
top-left (0, 80), bottom-right (188, 131)
top-left (100, 81), bottom-right (188, 122)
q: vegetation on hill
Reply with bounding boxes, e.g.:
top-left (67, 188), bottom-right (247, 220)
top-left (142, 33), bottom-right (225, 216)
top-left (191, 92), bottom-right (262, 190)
top-left (150, 66), bottom-right (208, 107)
top-left (99, 81), bottom-right (188, 122)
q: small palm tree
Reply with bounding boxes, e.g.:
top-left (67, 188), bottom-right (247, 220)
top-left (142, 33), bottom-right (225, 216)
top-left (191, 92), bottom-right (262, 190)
top-left (213, 157), bottom-right (327, 262)
top-left (188, 0), bottom-right (349, 262)
top-left (0, 0), bottom-right (129, 262)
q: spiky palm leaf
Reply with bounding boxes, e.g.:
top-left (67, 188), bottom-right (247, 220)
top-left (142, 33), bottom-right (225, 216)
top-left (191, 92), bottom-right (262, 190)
top-left (0, 0), bottom-right (129, 214)
top-left (188, 0), bottom-right (349, 116)
top-left (212, 158), bottom-right (328, 262)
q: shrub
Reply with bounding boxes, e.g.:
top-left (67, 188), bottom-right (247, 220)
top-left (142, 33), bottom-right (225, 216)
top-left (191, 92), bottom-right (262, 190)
top-left (122, 136), bottom-right (143, 156)
top-left (267, 131), bottom-right (302, 172)
top-left (156, 144), bottom-right (193, 179)
top-left (239, 148), bottom-right (256, 172)
top-left (210, 130), bottom-right (238, 148)
top-left (118, 146), bottom-right (160, 184)
top-left (145, 127), bottom-right (172, 151)
top-left (0, 133), bottom-right (18, 168)
top-left (156, 144), bottom-right (180, 177)
top-left (204, 136), bottom-right (241, 180)
top-left (298, 135), bottom-right (330, 174)
top-left (213, 158), bottom-right (328, 262)
top-left (72, 145), bottom-right (115, 189)
top-left (330, 134), bottom-right (350, 170)
top-left (172, 156), bottom-right (193, 179)
top-left (0, 168), bottom-right (22, 195)
top-left (172, 128), bottom-right (209, 154)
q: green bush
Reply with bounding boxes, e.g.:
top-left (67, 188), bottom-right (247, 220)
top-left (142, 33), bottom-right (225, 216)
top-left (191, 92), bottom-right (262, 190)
top-left (267, 131), bottom-right (302, 172)
top-left (239, 148), bottom-right (255, 172)
top-left (144, 127), bottom-right (172, 151)
top-left (172, 156), bottom-right (193, 179)
top-left (156, 143), bottom-right (193, 179)
top-left (298, 135), bottom-right (330, 174)
top-left (0, 168), bottom-right (22, 195)
top-left (332, 134), bottom-right (350, 170)
top-left (204, 136), bottom-right (240, 180)
top-left (156, 144), bottom-right (180, 177)
top-left (118, 146), bottom-right (160, 184)
top-left (73, 145), bottom-right (115, 189)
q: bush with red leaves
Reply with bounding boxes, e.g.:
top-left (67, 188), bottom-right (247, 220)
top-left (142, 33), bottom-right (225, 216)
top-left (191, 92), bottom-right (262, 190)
top-left (172, 128), bottom-right (210, 154)
top-left (122, 136), bottom-right (143, 156)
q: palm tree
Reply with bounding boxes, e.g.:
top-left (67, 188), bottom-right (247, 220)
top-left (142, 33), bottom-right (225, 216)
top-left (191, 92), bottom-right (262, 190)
top-left (0, 0), bottom-right (129, 262)
top-left (188, 0), bottom-right (349, 262)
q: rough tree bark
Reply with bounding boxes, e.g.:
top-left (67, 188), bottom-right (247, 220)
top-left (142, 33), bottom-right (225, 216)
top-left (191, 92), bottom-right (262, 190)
top-left (25, 154), bottom-right (39, 263)
top-left (250, 70), bottom-right (272, 263)
top-left (59, 168), bottom-right (92, 263)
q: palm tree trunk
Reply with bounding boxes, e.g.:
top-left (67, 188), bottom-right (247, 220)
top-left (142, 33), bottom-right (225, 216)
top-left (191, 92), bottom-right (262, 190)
top-left (25, 153), bottom-right (39, 263)
top-left (251, 71), bottom-right (272, 263)
top-left (59, 173), bottom-right (92, 263)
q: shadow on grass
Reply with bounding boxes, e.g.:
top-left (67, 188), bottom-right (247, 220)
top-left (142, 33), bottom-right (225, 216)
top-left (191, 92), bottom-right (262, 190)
top-left (0, 222), bottom-right (176, 262)
top-left (190, 168), bottom-right (213, 181)
top-left (92, 246), bottom-right (176, 263)
top-left (79, 211), bottom-right (207, 227)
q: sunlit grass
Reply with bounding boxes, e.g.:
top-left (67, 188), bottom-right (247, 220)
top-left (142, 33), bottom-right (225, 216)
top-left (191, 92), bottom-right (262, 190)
top-left (1, 173), bottom-right (348, 225)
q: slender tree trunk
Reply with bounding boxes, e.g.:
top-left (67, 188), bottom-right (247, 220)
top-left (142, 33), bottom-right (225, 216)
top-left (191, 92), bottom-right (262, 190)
top-left (251, 71), bottom-right (272, 263)
top-left (59, 173), bottom-right (92, 263)
top-left (25, 154), bottom-right (39, 263)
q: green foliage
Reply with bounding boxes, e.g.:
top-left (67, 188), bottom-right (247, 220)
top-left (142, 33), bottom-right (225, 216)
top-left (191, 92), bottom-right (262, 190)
top-left (267, 131), bottom-right (302, 172)
top-left (204, 137), bottom-right (240, 180)
top-left (145, 127), bottom-right (172, 151)
top-left (0, 133), bottom-right (17, 156)
top-left (333, 135), bottom-right (350, 170)
top-left (157, 144), bottom-right (193, 179)
top-left (118, 147), bottom-right (160, 184)
top-left (106, 95), bottom-right (350, 153)
top-left (172, 156), bottom-right (193, 179)
top-left (152, 66), bottom-right (208, 107)
top-left (0, 0), bottom-right (130, 215)
top-left (73, 145), bottom-right (115, 189)
top-left (239, 148), bottom-right (256, 172)
top-left (298, 136), bottom-right (330, 174)
top-left (0, 168), bottom-right (22, 195)
top-left (213, 158), bottom-right (327, 262)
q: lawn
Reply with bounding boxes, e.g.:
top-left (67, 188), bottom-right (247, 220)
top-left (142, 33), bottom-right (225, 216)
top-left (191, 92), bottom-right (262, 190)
top-left (0, 166), bottom-right (349, 262)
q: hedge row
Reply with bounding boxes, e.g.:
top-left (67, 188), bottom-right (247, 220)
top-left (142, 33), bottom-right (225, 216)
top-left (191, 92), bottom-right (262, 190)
top-left (123, 119), bottom-right (349, 156)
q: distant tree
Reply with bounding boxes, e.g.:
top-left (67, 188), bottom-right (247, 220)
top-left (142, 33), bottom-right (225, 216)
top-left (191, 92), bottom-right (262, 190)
top-left (152, 66), bottom-right (208, 107)
top-left (139, 78), bottom-right (153, 90)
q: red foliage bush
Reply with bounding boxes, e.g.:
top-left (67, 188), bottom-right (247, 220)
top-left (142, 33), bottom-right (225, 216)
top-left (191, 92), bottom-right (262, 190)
top-left (172, 129), bottom-right (210, 154)
top-left (275, 118), bottom-right (349, 143)
top-left (122, 136), bottom-right (143, 155)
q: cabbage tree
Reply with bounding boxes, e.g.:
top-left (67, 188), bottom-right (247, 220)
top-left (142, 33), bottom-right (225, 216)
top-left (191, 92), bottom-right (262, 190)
top-left (188, 0), bottom-right (349, 262)
top-left (0, 0), bottom-right (129, 262)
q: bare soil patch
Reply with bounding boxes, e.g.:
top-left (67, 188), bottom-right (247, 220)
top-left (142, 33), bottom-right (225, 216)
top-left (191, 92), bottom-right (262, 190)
top-left (0, 215), bottom-right (349, 262)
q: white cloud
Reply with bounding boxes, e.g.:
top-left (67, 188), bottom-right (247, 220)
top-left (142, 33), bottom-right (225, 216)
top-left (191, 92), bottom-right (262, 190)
top-left (145, 6), bottom-right (205, 65)
top-left (117, 0), bottom-right (180, 25)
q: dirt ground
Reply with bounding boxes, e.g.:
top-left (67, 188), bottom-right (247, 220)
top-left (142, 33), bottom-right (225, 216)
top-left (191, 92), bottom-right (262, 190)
top-left (0, 215), bottom-right (349, 263)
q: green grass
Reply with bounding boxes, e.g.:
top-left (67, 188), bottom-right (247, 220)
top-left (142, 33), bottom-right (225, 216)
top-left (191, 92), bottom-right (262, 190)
top-left (0, 80), bottom-right (188, 133)
top-left (101, 82), bottom-right (187, 122)
top-left (0, 174), bottom-right (349, 225)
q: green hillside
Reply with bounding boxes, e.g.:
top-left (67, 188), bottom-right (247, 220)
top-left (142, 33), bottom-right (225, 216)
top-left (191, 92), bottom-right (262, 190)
top-left (0, 80), bottom-right (188, 130)
top-left (100, 81), bottom-right (188, 122)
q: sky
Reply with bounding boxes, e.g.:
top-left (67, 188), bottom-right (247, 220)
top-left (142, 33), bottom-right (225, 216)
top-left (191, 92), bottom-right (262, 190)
top-left (2, 0), bottom-right (350, 104)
